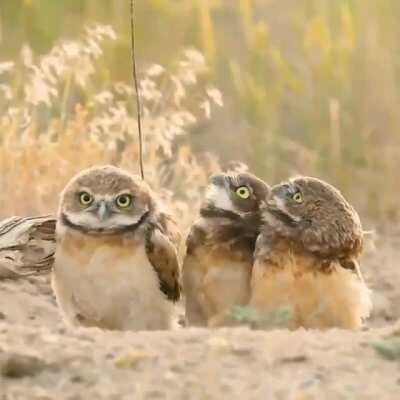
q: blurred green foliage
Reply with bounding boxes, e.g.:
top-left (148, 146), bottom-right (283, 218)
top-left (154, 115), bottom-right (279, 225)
top-left (228, 305), bottom-right (294, 329)
top-left (372, 336), bottom-right (400, 361)
top-left (1, 0), bottom-right (400, 220)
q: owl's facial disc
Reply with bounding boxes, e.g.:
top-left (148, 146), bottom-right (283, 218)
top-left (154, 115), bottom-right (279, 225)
top-left (201, 173), bottom-right (270, 224)
top-left (265, 183), bottom-right (303, 226)
top-left (62, 190), bottom-right (148, 234)
top-left (206, 175), bottom-right (236, 213)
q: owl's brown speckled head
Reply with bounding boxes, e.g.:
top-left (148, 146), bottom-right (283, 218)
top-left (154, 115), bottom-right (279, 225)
top-left (264, 176), bottom-right (363, 256)
top-left (58, 165), bottom-right (155, 234)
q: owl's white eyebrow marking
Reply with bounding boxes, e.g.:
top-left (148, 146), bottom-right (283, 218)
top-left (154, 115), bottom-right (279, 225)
top-left (273, 195), bottom-right (302, 222)
top-left (115, 189), bottom-right (133, 196)
top-left (230, 175), bottom-right (239, 187)
top-left (92, 194), bottom-right (114, 202)
top-left (78, 187), bottom-right (93, 194)
top-left (206, 184), bottom-right (234, 212)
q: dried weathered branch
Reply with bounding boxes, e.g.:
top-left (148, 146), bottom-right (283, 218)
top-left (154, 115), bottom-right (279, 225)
top-left (0, 216), bottom-right (56, 280)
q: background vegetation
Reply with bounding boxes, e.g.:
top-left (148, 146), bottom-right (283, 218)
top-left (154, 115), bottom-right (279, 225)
top-left (1, 0), bottom-right (400, 223)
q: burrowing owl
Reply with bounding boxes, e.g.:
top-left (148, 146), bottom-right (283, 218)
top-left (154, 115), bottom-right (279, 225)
top-left (250, 176), bottom-right (372, 329)
top-left (183, 172), bottom-right (270, 327)
top-left (52, 165), bottom-right (181, 331)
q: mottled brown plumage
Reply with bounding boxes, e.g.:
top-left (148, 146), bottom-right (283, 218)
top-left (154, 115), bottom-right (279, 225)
top-left (183, 172), bottom-right (270, 327)
top-left (52, 165), bottom-right (181, 331)
top-left (250, 176), bottom-right (372, 329)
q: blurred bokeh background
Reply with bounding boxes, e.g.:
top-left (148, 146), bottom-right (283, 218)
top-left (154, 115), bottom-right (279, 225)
top-left (1, 0), bottom-right (399, 224)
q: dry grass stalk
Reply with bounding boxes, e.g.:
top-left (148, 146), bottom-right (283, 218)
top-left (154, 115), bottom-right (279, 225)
top-left (0, 25), bottom-right (225, 278)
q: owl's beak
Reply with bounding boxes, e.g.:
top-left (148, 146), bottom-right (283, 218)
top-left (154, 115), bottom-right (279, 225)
top-left (97, 201), bottom-right (110, 221)
top-left (266, 189), bottom-right (280, 208)
top-left (267, 184), bottom-right (290, 208)
top-left (266, 195), bottom-right (277, 208)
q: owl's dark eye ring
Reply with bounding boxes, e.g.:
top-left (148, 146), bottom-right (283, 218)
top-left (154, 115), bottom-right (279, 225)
top-left (292, 192), bottom-right (303, 204)
top-left (116, 194), bottom-right (132, 209)
top-left (79, 191), bottom-right (93, 206)
top-left (236, 186), bottom-right (250, 199)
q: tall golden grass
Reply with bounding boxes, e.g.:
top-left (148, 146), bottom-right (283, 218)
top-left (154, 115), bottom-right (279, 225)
top-left (0, 25), bottom-right (223, 231)
top-left (2, 1), bottom-right (400, 221)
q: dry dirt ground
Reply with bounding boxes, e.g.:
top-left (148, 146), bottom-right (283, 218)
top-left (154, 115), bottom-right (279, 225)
top-left (0, 232), bottom-right (400, 399)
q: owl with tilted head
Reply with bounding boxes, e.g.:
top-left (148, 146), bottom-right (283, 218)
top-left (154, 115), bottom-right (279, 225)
top-left (250, 176), bottom-right (372, 329)
top-left (52, 165), bottom-right (181, 331)
top-left (183, 171), bottom-right (270, 327)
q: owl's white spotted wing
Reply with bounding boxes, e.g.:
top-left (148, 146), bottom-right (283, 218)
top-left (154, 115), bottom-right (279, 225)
top-left (145, 222), bottom-right (181, 302)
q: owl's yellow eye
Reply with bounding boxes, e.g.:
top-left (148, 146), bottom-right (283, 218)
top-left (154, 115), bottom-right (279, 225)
top-left (116, 194), bottom-right (132, 209)
top-left (79, 192), bottom-right (93, 206)
top-left (236, 186), bottom-right (250, 199)
top-left (292, 192), bottom-right (303, 203)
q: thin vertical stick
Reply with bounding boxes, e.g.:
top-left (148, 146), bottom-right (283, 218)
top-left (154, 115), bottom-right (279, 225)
top-left (129, 0), bottom-right (145, 180)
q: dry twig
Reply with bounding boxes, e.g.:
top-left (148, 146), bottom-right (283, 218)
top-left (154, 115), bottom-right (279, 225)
top-left (0, 215), bottom-right (56, 280)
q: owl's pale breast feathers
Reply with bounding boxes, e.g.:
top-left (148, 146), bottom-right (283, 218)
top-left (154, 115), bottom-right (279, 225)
top-left (53, 226), bottom-right (174, 330)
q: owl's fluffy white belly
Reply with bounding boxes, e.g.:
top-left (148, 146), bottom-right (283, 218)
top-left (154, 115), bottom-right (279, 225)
top-left (52, 242), bottom-right (174, 331)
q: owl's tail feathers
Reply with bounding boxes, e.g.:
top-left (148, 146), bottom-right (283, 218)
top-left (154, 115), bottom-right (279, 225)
top-left (325, 262), bottom-right (373, 328)
top-left (357, 280), bottom-right (373, 326)
top-left (343, 261), bottom-right (373, 324)
top-left (0, 215), bottom-right (56, 280)
top-left (343, 258), bottom-right (373, 320)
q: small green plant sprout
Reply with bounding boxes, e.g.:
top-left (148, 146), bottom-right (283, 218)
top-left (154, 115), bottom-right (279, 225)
top-left (371, 336), bottom-right (400, 361)
top-left (227, 305), bottom-right (294, 330)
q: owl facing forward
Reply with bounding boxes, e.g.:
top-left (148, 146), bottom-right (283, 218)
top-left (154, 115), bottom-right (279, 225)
top-left (183, 172), bottom-right (270, 327)
top-left (52, 165), bottom-right (181, 331)
top-left (250, 176), bottom-right (372, 330)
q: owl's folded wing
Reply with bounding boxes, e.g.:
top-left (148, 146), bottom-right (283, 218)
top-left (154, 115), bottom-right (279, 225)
top-left (145, 225), bottom-right (181, 302)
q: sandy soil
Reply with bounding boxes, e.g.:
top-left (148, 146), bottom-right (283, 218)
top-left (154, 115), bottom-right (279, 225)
top-left (0, 233), bottom-right (400, 399)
